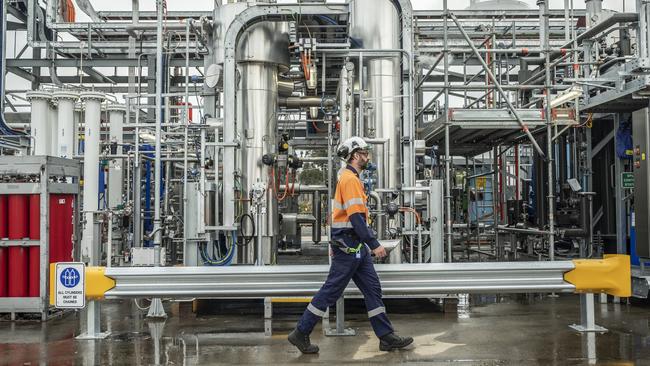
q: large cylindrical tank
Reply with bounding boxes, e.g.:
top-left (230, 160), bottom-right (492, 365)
top-left (52, 90), bottom-right (79, 158)
top-left (236, 62), bottom-right (281, 264)
top-left (107, 104), bottom-right (126, 209)
top-left (80, 92), bottom-right (105, 261)
top-left (215, 2), bottom-right (289, 264)
top-left (349, 0), bottom-right (401, 189)
top-left (26, 91), bottom-right (52, 156)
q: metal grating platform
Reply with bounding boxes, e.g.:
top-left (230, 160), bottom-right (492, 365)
top-left (420, 108), bottom-right (577, 156)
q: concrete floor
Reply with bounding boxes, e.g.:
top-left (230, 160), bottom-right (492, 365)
top-left (0, 295), bottom-right (650, 365)
top-left (0, 295), bottom-right (649, 365)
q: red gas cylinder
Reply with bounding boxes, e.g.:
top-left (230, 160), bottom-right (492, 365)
top-left (8, 195), bottom-right (29, 239)
top-left (8, 246), bottom-right (28, 297)
top-left (29, 194), bottom-right (40, 240)
top-left (28, 194), bottom-right (41, 297)
top-left (0, 195), bottom-right (7, 238)
top-left (0, 247), bottom-right (7, 297)
top-left (8, 195), bottom-right (30, 297)
top-left (0, 195), bottom-right (6, 297)
top-left (28, 246), bottom-right (39, 297)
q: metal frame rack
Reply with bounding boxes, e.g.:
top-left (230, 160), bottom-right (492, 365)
top-left (411, 1), bottom-right (648, 276)
top-left (0, 156), bottom-right (79, 320)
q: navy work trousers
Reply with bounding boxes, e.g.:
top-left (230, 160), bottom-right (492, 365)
top-left (296, 242), bottom-right (394, 338)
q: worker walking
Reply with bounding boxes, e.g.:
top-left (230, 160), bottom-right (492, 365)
top-left (288, 136), bottom-right (414, 354)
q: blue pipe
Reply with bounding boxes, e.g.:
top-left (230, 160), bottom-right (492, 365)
top-left (141, 144), bottom-right (155, 246)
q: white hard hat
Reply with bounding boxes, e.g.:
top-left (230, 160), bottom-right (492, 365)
top-left (337, 136), bottom-right (370, 160)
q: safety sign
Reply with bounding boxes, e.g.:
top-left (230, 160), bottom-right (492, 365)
top-left (55, 262), bottom-right (85, 308)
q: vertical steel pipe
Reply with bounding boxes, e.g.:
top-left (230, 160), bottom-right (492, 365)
top-left (539, 0), bottom-right (556, 260)
top-left (153, 0), bottom-right (164, 263)
top-left (443, 0), bottom-right (453, 262)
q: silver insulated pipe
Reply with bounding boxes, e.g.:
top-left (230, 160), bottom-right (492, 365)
top-left (349, 0), bottom-right (401, 190)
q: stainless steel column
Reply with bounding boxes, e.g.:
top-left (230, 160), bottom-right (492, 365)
top-left (349, 0), bottom-right (401, 189)
top-left (234, 19), bottom-right (289, 264)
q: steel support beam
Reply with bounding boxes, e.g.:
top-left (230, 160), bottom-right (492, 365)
top-left (7, 66), bottom-right (36, 82)
top-left (81, 67), bottom-right (116, 84)
top-left (6, 58), bottom-right (204, 68)
top-left (591, 128), bottom-right (615, 157)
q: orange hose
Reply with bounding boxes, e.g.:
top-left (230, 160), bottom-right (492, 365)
top-left (276, 168), bottom-right (291, 201)
top-left (290, 171), bottom-right (296, 196)
top-left (311, 120), bottom-right (324, 132)
top-left (301, 53), bottom-right (310, 81)
top-left (399, 207), bottom-right (422, 225)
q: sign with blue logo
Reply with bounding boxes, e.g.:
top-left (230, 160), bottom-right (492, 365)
top-left (55, 262), bottom-right (85, 308)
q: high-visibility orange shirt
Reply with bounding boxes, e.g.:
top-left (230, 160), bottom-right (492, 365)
top-left (330, 165), bottom-right (380, 249)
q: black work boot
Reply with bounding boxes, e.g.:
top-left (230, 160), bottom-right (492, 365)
top-left (288, 328), bottom-right (319, 354)
top-left (379, 333), bottom-right (414, 351)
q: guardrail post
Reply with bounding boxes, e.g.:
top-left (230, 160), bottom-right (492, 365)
top-left (325, 296), bottom-right (355, 337)
top-left (570, 293), bottom-right (607, 332)
top-left (77, 218), bottom-right (109, 339)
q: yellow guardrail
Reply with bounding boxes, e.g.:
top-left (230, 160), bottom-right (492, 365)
top-left (49, 255), bottom-right (632, 303)
top-left (49, 264), bottom-right (116, 305)
top-left (564, 254), bottom-right (631, 297)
